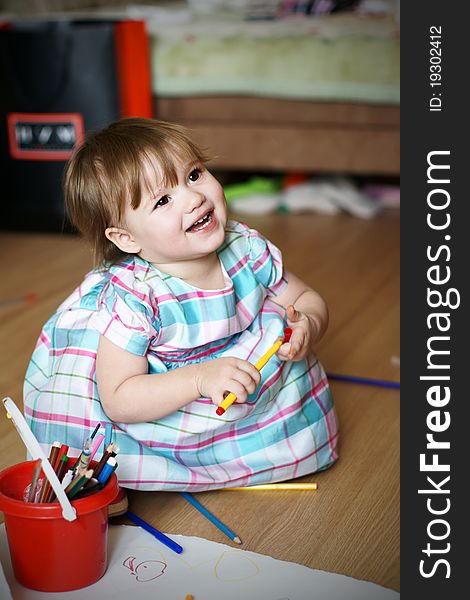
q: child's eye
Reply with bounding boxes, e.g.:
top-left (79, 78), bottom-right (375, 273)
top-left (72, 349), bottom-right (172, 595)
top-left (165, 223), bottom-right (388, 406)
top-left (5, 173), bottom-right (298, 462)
top-left (188, 168), bottom-right (202, 183)
top-left (154, 195), bottom-right (170, 209)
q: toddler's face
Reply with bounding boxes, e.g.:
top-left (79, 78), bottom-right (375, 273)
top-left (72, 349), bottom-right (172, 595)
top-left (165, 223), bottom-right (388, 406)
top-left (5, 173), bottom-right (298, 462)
top-left (122, 156), bottom-right (228, 268)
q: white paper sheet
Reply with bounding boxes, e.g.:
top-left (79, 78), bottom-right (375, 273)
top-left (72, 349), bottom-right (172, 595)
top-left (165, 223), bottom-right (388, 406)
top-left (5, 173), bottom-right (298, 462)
top-left (0, 524), bottom-right (398, 599)
top-left (0, 552), bottom-right (13, 600)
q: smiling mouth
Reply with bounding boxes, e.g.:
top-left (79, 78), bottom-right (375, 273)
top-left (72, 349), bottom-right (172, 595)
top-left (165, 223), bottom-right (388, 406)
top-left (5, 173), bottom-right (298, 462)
top-left (186, 210), bottom-right (214, 232)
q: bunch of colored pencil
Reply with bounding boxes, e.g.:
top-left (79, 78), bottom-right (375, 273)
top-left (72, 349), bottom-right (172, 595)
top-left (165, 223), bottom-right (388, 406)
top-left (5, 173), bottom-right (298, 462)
top-left (26, 423), bottom-right (118, 503)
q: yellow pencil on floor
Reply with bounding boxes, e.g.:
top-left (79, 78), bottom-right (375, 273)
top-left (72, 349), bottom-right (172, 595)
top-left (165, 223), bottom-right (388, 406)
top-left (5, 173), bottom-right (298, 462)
top-left (220, 483), bottom-right (318, 491)
top-left (216, 328), bottom-right (292, 416)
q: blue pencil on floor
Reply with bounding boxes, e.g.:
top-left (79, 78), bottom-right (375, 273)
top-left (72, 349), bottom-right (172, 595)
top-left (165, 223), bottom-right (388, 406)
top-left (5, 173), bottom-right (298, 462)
top-left (326, 372), bottom-right (400, 389)
top-left (125, 510), bottom-right (183, 554)
top-left (180, 492), bottom-right (242, 545)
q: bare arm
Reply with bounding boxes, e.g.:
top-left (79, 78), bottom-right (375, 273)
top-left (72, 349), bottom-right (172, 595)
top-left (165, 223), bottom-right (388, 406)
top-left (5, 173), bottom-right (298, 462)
top-left (96, 335), bottom-right (260, 423)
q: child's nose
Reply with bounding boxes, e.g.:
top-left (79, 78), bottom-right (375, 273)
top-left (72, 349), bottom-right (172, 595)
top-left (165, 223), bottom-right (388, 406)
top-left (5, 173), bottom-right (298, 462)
top-left (184, 190), bottom-right (205, 212)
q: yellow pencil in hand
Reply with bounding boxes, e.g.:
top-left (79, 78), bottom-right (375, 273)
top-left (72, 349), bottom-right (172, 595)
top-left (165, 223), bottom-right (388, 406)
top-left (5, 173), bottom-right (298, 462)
top-left (216, 328), bottom-right (292, 416)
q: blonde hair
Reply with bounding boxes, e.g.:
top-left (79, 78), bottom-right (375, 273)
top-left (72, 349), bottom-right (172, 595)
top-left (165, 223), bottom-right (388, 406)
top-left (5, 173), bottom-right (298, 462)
top-left (63, 118), bottom-right (209, 265)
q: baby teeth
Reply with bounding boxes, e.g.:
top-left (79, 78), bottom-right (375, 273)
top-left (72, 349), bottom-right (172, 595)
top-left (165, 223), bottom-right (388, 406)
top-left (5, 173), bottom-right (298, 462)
top-left (191, 212), bottom-right (212, 229)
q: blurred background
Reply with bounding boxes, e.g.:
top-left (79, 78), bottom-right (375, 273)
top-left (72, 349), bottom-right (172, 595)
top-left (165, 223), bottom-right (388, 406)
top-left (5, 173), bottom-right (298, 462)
top-left (0, 0), bottom-right (399, 230)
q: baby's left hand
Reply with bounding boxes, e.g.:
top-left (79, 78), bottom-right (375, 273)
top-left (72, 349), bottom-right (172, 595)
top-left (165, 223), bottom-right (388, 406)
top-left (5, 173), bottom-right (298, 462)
top-left (277, 305), bottom-right (321, 362)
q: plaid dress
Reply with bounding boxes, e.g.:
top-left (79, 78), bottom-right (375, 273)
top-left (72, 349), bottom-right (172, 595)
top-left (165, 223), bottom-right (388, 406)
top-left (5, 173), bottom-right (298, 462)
top-left (24, 221), bottom-right (338, 491)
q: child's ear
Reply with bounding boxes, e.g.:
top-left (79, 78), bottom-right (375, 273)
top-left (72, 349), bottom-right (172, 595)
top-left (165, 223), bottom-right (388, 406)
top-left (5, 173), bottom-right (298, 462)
top-left (105, 227), bottom-right (141, 254)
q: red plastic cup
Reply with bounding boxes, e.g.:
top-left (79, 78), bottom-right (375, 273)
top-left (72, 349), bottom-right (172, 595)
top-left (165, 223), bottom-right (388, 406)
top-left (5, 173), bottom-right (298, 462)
top-left (0, 459), bottom-right (119, 592)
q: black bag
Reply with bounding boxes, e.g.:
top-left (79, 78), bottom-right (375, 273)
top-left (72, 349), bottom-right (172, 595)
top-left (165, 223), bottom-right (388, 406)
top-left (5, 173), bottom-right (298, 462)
top-left (0, 20), bottom-right (123, 230)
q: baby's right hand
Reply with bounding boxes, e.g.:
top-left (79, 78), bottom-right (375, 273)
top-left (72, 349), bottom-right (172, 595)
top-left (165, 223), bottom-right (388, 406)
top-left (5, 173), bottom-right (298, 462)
top-left (194, 357), bottom-right (261, 406)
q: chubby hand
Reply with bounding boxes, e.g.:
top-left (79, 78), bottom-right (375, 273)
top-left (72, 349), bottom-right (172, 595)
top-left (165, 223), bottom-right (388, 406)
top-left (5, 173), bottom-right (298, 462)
top-left (277, 305), bottom-right (322, 362)
top-left (194, 357), bottom-right (261, 405)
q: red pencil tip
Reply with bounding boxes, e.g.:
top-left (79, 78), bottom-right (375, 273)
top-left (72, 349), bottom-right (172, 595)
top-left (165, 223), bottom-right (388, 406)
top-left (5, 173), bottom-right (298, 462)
top-left (283, 327), bottom-right (292, 342)
top-left (216, 406), bottom-right (225, 416)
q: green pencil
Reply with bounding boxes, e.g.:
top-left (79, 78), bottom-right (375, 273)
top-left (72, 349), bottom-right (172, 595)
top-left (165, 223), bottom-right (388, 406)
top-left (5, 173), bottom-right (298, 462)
top-left (65, 469), bottom-right (93, 499)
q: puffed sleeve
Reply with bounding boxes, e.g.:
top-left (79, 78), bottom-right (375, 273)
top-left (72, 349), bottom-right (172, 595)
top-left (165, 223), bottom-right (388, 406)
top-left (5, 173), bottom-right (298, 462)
top-left (93, 272), bottom-right (160, 356)
top-left (247, 227), bottom-right (288, 296)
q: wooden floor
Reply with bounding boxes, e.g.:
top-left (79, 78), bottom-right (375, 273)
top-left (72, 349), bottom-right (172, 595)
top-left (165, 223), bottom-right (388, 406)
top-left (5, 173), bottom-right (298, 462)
top-left (0, 210), bottom-right (400, 592)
